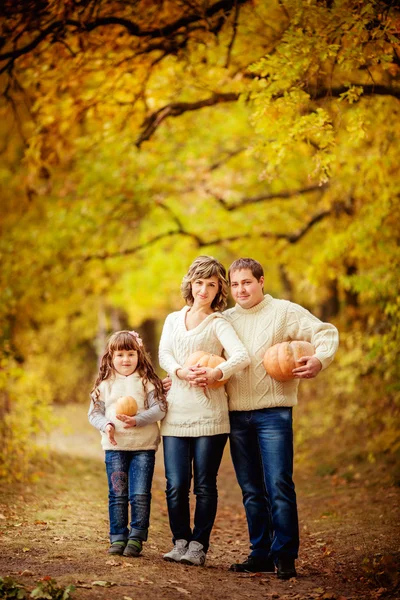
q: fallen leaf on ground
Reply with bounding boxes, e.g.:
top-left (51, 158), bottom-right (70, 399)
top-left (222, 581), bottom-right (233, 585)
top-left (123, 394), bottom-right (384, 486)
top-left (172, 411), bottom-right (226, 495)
top-left (105, 559), bottom-right (120, 566)
top-left (175, 587), bottom-right (190, 595)
top-left (91, 580), bottom-right (117, 587)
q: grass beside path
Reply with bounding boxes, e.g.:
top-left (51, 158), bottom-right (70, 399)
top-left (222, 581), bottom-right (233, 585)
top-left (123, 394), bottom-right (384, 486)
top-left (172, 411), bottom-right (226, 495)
top-left (0, 404), bottom-right (399, 600)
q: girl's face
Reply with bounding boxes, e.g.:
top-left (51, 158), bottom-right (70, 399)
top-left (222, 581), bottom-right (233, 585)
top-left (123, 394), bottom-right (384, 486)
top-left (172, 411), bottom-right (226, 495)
top-left (112, 349), bottom-right (138, 377)
top-left (191, 275), bottom-right (220, 309)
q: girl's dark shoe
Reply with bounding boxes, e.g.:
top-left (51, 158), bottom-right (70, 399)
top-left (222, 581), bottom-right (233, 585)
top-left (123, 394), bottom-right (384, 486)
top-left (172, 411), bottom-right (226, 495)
top-left (229, 556), bottom-right (275, 573)
top-left (108, 541), bottom-right (126, 555)
top-left (276, 557), bottom-right (297, 579)
top-left (123, 539), bottom-right (142, 557)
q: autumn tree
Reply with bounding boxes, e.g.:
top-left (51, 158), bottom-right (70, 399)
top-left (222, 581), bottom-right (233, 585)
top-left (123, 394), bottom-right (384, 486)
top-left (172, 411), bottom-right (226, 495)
top-left (0, 0), bottom-right (399, 479)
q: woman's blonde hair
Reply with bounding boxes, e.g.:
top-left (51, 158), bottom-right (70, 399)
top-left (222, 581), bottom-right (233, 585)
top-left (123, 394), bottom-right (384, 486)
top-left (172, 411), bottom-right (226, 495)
top-left (181, 255), bottom-right (228, 312)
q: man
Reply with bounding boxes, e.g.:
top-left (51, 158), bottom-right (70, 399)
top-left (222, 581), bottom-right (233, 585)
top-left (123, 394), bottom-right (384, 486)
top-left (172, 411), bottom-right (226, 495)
top-left (223, 258), bottom-right (339, 579)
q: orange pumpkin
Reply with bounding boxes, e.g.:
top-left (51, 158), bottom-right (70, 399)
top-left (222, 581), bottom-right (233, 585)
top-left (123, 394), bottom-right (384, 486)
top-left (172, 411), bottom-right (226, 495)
top-left (184, 351), bottom-right (227, 389)
top-left (263, 341), bottom-right (314, 382)
top-left (115, 395), bottom-right (138, 416)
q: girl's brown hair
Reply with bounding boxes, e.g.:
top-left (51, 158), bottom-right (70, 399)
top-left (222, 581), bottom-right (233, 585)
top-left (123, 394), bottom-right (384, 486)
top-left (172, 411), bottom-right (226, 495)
top-left (91, 331), bottom-right (167, 411)
top-left (180, 255), bottom-right (228, 312)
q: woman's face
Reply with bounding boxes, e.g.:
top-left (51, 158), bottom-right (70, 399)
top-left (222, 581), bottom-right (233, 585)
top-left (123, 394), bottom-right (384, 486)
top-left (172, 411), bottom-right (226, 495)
top-left (191, 275), bottom-right (220, 309)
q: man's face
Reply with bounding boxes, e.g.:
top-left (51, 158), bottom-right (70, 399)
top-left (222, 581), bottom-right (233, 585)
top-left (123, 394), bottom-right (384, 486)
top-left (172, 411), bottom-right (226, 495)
top-left (230, 268), bottom-right (265, 309)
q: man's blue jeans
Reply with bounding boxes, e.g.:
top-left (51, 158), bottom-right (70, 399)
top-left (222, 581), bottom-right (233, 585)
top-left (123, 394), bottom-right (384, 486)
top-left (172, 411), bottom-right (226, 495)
top-left (229, 407), bottom-right (299, 560)
top-left (105, 449), bottom-right (155, 543)
top-left (163, 434), bottom-right (228, 552)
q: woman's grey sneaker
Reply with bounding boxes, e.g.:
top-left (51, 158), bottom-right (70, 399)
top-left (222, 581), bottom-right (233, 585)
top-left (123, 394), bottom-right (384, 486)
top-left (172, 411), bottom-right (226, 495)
top-left (163, 539), bottom-right (188, 562)
top-left (180, 541), bottom-right (206, 566)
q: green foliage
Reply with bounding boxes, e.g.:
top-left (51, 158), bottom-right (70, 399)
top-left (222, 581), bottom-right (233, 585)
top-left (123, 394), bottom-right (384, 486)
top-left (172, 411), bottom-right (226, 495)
top-left (0, 577), bottom-right (74, 600)
top-left (0, 577), bottom-right (26, 600)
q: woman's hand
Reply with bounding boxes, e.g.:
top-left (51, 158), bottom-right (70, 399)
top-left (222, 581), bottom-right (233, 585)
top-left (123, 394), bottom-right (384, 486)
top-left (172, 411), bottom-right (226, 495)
top-left (105, 423), bottom-right (117, 446)
top-left (189, 366), bottom-right (223, 388)
top-left (116, 414), bottom-right (137, 428)
top-left (177, 366), bottom-right (206, 383)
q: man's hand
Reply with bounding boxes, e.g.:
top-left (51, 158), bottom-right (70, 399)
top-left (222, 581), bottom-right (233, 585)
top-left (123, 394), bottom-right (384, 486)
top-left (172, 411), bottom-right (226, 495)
top-left (105, 423), bottom-right (117, 446)
top-left (116, 414), bottom-right (137, 428)
top-left (292, 356), bottom-right (322, 379)
top-left (162, 375), bottom-right (172, 393)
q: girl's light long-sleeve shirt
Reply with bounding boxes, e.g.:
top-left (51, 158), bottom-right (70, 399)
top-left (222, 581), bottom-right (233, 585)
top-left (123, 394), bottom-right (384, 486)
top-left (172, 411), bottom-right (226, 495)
top-left (158, 307), bottom-right (250, 437)
top-left (88, 372), bottom-right (165, 451)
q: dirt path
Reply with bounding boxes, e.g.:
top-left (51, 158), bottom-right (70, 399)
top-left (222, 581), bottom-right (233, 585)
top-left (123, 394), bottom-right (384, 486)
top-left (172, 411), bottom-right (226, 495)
top-left (0, 405), bottom-right (399, 600)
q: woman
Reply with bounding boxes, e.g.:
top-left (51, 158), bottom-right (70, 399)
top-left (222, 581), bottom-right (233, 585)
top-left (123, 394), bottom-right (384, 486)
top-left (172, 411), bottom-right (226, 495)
top-left (159, 255), bottom-right (250, 566)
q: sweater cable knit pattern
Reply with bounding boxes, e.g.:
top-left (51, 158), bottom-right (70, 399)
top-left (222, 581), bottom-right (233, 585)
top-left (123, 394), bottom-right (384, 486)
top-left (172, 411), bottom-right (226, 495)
top-left (159, 307), bottom-right (250, 437)
top-left (224, 295), bottom-right (339, 412)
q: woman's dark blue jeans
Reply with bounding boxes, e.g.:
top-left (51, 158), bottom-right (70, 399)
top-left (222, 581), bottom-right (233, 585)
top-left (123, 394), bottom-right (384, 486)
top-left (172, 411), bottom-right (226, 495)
top-left (105, 449), bottom-right (155, 543)
top-left (229, 407), bottom-right (299, 561)
top-left (163, 434), bottom-right (228, 552)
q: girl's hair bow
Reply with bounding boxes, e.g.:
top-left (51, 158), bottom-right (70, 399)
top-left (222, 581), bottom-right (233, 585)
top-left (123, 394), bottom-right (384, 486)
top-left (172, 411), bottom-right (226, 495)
top-left (129, 330), bottom-right (143, 346)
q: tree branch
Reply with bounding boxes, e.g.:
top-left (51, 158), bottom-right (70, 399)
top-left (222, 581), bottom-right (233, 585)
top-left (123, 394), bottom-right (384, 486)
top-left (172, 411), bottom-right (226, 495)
top-left (206, 183), bottom-right (329, 210)
top-left (136, 92), bottom-right (240, 147)
top-left (81, 209), bottom-right (331, 262)
top-left (225, 1), bottom-right (240, 68)
top-left (0, 0), bottom-right (250, 62)
top-left (311, 84), bottom-right (400, 100)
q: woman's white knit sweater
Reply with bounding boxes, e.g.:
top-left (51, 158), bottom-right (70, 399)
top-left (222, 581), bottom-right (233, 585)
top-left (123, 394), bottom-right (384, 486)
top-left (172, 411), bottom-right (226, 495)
top-left (224, 295), bottom-right (339, 411)
top-left (159, 306), bottom-right (250, 437)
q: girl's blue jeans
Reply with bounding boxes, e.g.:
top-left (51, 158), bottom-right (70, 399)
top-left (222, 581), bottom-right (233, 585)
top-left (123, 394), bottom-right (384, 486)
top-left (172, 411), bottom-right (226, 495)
top-left (105, 449), bottom-right (155, 543)
top-left (163, 434), bottom-right (228, 552)
top-left (229, 407), bottom-right (299, 560)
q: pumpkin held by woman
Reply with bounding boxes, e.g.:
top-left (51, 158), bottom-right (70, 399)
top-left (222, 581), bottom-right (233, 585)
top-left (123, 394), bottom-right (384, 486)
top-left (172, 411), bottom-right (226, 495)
top-left (115, 395), bottom-right (138, 416)
top-left (184, 351), bottom-right (227, 389)
top-left (263, 341), bottom-right (315, 382)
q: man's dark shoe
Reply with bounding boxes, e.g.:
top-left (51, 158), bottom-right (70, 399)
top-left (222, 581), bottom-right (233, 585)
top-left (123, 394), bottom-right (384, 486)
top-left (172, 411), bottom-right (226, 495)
top-left (229, 556), bottom-right (275, 573)
top-left (276, 557), bottom-right (297, 579)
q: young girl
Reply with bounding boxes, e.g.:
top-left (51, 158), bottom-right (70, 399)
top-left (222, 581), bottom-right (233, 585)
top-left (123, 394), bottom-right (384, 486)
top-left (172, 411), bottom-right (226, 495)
top-left (89, 330), bottom-right (167, 557)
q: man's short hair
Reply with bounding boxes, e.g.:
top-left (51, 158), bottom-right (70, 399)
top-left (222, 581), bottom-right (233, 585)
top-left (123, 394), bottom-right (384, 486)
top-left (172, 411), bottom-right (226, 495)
top-left (228, 258), bottom-right (264, 283)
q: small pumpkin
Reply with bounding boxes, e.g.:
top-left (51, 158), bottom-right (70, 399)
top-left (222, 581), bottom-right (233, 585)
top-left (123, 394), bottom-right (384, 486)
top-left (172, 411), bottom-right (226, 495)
top-left (115, 395), bottom-right (138, 416)
top-left (184, 351), bottom-right (227, 389)
top-left (263, 341), bottom-right (314, 382)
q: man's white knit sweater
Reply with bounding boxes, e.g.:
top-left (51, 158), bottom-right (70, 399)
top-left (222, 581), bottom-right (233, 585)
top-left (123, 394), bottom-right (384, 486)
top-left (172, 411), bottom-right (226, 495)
top-left (159, 306), bottom-right (250, 437)
top-left (224, 295), bottom-right (339, 411)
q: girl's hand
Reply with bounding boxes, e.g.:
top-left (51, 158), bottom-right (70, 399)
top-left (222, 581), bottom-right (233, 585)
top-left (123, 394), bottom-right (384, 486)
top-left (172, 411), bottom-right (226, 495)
top-left (176, 366), bottom-right (206, 383)
top-left (189, 366), bottom-right (223, 388)
top-left (105, 423), bottom-right (117, 446)
top-left (116, 414), bottom-right (137, 428)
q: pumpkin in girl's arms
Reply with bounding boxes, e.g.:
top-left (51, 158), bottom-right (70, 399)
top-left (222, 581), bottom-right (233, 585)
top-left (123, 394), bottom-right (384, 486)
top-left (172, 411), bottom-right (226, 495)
top-left (184, 351), bottom-right (227, 389)
top-left (116, 396), bottom-right (138, 416)
top-left (263, 341), bottom-right (315, 382)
